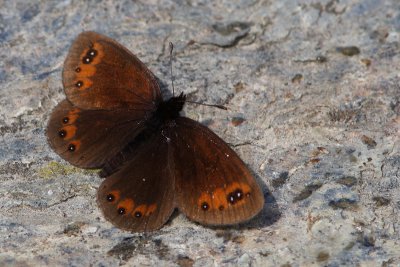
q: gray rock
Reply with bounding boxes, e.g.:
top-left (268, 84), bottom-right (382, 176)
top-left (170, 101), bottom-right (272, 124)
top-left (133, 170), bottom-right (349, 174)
top-left (1, 0), bottom-right (399, 266)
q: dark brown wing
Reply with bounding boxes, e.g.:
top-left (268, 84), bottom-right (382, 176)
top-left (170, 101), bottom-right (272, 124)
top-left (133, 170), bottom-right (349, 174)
top-left (170, 117), bottom-right (264, 225)
top-left (97, 133), bottom-right (175, 232)
top-left (46, 99), bottom-right (147, 168)
top-left (63, 31), bottom-right (161, 110)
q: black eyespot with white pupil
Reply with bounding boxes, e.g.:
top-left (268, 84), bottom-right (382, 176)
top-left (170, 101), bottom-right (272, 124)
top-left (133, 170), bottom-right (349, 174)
top-left (135, 211), bottom-right (142, 218)
top-left (82, 48), bottom-right (98, 64)
top-left (118, 207), bottom-right (126, 215)
top-left (68, 144), bottom-right (75, 152)
top-left (227, 189), bottom-right (244, 205)
top-left (76, 81), bottom-right (83, 87)
top-left (62, 117), bottom-right (69, 124)
top-left (106, 194), bottom-right (114, 202)
top-left (58, 129), bottom-right (66, 138)
top-left (83, 57), bottom-right (91, 64)
top-left (201, 202), bottom-right (209, 211)
top-left (234, 189), bottom-right (243, 200)
top-left (87, 49), bottom-right (97, 57)
top-left (228, 194), bottom-right (235, 203)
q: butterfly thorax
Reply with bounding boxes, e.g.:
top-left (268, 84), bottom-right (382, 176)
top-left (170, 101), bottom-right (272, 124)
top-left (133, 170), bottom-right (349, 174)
top-left (138, 93), bottom-right (186, 137)
top-left (99, 93), bottom-right (186, 177)
top-left (48, 32), bottom-right (264, 231)
top-left (154, 93), bottom-right (186, 122)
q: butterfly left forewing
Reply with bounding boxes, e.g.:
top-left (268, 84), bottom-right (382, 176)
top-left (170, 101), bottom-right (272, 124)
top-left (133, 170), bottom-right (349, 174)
top-left (97, 133), bottom-right (175, 232)
top-left (171, 117), bottom-right (264, 226)
top-left (63, 31), bottom-right (162, 110)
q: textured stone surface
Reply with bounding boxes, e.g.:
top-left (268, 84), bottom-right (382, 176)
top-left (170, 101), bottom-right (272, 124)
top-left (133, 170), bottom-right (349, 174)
top-left (1, 0), bottom-right (399, 266)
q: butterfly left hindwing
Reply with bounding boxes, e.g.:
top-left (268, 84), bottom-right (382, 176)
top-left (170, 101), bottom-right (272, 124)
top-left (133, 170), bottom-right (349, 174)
top-left (48, 31), bottom-right (265, 232)
top-left (47, 99), bottom-right (147, 168)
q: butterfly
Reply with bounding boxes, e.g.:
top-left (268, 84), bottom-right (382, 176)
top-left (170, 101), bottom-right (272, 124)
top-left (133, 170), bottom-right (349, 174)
top-left (47, 31), bottom-right (264, 232)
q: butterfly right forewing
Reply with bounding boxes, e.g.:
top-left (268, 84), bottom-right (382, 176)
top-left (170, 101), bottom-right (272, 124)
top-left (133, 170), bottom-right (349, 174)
top-left (49, 31), bottom-right (264, 232)
top-left (170, 117), bottom-right (264, 226)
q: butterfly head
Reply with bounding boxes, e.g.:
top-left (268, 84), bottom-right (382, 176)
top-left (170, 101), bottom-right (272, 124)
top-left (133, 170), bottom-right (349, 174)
top-left (156, 92), bottom-right (186, 121)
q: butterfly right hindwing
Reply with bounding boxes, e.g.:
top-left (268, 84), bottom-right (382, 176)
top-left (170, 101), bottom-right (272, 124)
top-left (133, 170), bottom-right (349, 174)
top-left (48, 31), bottom-right (264, 232)
top-left (97, 133), bottom-right (175, 232)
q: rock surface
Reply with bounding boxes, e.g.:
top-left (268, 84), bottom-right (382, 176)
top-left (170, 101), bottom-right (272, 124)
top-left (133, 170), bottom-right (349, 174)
top-left (0, 0), bottom-right (399, 266)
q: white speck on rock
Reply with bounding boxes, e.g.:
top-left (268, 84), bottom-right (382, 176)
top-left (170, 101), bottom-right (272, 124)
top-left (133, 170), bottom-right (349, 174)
top-left (238, 253), bottom-right (251, 266)
top-left (82, 226), bottom-right (98, 234)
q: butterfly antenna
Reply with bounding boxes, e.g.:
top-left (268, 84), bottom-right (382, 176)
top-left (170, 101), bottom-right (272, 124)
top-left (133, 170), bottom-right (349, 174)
top-left (169, 42), bottom-right (175, 97)
top-left (169, 42), bottom-right (227, 110)
top-left (185, 100), bottom-right (228, 110)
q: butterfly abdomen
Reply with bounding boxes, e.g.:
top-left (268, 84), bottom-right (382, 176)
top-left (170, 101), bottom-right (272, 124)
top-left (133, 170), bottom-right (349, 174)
top-left (99, 95), bottom-right (185, 177)
top-left (49, 32), bottom-right (264, 232)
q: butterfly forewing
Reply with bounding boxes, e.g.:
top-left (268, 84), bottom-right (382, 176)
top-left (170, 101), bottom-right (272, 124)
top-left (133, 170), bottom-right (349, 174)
top-left (47, 99), bottom-right (147, 168)
top-left (48, 31), bottom-right (265, 232)
top-left (97, 133), bottom-right (175, 232)
top-left (63, 31), bottom-right (162, 110)
top-left (171, 117), bottom-right (264, 225)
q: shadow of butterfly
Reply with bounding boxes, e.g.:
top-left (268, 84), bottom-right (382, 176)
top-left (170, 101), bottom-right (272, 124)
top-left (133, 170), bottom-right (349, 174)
top-left (47, 31), bottom-right (264, 232)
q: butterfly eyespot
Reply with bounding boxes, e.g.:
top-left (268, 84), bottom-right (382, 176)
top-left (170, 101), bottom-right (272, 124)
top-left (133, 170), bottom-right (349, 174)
top-left (234, 189), bottom-right (244, 200)
top-left (227, 194), bottom-right (235, 204)
top-left (75, 81), bottom-right (83, 88)
top-left (58, 129), bottom-right (66, 138)
top-left (117, 207), bottom-right (126, 215)
top-left (83, 57), bottom-right (92, 64)
top-left (106, 194), bottom-right (115, 202)
top-left (201, 202), bottom-right (210, 211)
top-left (47, 32), bottom-right (265, 231)
top-left (87, 49), bottom-right (98, 58)
top-left (68, 144), bottom-right (76, 152)
top-left (227, 189), bottom-right (245, 205)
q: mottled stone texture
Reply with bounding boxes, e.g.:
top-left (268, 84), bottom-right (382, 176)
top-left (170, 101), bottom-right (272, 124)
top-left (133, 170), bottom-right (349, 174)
top-left (0, 0), bottom-right (399, 266)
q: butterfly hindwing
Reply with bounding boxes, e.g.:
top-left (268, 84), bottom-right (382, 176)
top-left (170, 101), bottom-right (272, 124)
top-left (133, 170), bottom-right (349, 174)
top-left (171, 117), bottom-right (264, 225)
top-left (63, 31), bottom-right (162, 110)
top-left (46, 99), bottom-right (147, 168)
top-left (97, 133), bottom-right (175, 232)
top-left (48, 31), bottom-right (265, 232)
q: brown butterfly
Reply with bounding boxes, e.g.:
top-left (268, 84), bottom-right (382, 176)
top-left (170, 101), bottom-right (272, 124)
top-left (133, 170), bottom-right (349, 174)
top-left (47, 31), bottom-right (264, 232)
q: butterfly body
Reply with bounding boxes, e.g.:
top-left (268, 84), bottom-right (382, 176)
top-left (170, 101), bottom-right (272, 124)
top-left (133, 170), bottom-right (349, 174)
top-left (154, 93), bottom-right (186, 121)
top-left (47, 32), bottom-right (264, 232)
top-left (97, 93), bottom-right (185, 178)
